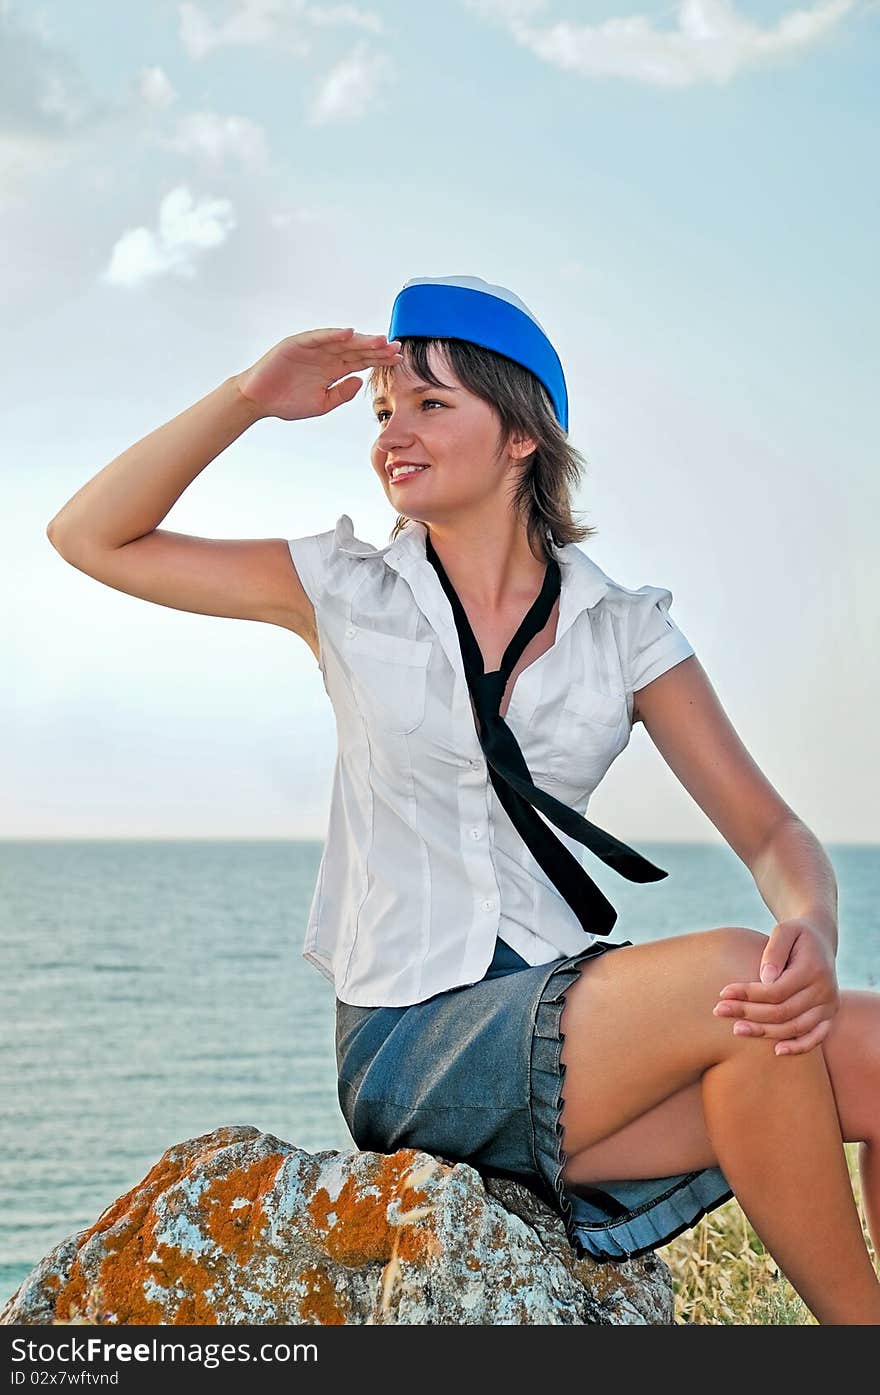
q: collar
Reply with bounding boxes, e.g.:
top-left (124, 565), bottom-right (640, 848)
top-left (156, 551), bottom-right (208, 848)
top-left (332, 512), bottom-right (610, 673)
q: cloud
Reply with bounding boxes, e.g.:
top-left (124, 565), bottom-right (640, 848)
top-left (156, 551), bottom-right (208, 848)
top-left (100, 185), bottom-right (237, 287)
top-left (464, 0), bottom-right (857, 87)
top-left (139, 66), bottom-right (178, 110)
top-left (161, 110), bottom-right (270, 169)
top-left (178, 0), bottom-right (384, 60)
top-left (305, 2), bottom-right (386, 32)
top-left (306, 39), bottom-right (393, 125)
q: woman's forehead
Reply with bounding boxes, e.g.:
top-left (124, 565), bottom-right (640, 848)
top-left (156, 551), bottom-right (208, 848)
top-left (374, 343), bottom-right (462, 397)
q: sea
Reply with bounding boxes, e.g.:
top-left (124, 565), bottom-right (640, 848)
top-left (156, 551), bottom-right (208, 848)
top-left (1, 838), bottom-right (877, 1304)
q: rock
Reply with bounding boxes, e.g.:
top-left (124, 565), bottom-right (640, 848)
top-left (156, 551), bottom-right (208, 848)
top-left (0, 1125), bottom-right (672, 1325)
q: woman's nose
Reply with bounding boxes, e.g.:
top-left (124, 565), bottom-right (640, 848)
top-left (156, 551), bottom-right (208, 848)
top-left (377, 427), bottom-right (415, 449)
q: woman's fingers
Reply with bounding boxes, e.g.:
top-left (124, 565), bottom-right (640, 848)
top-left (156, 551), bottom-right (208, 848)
top-left (239, 327), bottom-right (401, 421)
top-left (717, 968), bottom-right (803, 1002)
top-left (328, 341), bottom-right (402, 366)
top-left (340, 331), bottom-right (400, 347)
top-left (729, 1002), bottom-right (828, 1042)
top-left (323, 376), bottom-right (367, 411)
top-left (339, 346), bottom-right (402, 364)
top-left (714, 984), bottom-right (816, 1026)
top-left (734, 1004), bottom-right (825, 1038)
top-left (289, 329), bottom-right (401, 354)
top-left (773, 1019), bottom-right (833, 1056)
top-left (303, 328), bottom-right (378, 341)
top-left (334, 334), bottom-right (399, 350)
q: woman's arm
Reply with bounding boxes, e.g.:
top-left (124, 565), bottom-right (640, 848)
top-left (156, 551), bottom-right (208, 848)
top-left (633, 655), bottom-right (798, 873)
top-left (636, 654), bottom-right (837, 948)
top-left (45, 377), bottom-right (314, 632)
top-left (748, 817), bottom-right (838, 956)
top-left (46, 328), bottom-right (402, 633)
top-left (47, 377), bottom-right (265, 551)
top-left (45, 378), bottom-right (316, 633)
top-left (637, 656), bottom-right (840, 1053)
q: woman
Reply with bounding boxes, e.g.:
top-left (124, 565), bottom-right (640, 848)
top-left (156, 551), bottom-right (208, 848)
top-left (47, 275), bottom-right (880, 1325)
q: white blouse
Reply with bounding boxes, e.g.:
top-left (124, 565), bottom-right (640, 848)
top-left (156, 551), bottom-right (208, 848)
top-left (287, 514), bottom-right (695, 1007)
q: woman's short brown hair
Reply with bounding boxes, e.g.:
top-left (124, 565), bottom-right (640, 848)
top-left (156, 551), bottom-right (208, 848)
top-left (367, 337), bottom-right (598, 564)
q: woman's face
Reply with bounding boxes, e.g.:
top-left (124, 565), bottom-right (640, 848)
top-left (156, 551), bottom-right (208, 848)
top-left (369, 346), bottom-right (525, 525)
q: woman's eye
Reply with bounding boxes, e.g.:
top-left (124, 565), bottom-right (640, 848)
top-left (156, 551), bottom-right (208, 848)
top-left (375, 400), bottom-right (443, 423)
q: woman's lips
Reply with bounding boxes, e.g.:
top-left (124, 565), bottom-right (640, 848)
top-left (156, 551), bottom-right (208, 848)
top-left (388, 466), bottom-right (430, 484)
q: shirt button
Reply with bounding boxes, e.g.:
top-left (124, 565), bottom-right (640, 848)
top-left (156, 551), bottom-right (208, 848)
top-left (345, 625), bottom-right (356, 639)
top-left (482, 899), bottom-right (495, 911)
top-left (468, 758), bottom-right (478, 768)
top-left (469, 828), bottom-right (482, 840)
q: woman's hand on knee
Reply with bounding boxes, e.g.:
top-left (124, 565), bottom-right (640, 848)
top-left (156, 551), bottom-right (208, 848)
top-left (712, 918), bottom-right (840, 1056)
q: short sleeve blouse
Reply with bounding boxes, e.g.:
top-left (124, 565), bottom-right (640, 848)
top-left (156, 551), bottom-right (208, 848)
top-left (287, 514), bottom-right (695, 1006)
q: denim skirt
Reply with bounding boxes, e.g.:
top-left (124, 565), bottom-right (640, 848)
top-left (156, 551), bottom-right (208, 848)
top-left (335, 935), bottom-right (734, 1263)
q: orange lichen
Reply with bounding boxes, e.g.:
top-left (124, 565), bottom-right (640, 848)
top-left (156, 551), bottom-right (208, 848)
top-left (198, 1154), bottom-right (285, 1265)
top-left (53, 1129), bottom-right (263, 1325)
top-left (298, 1264), bottom-right (347, 1325)
top-left (38, 1135), bottom-right (459, 1328)
top-left (308, 1151), bottom-right (438, 1269)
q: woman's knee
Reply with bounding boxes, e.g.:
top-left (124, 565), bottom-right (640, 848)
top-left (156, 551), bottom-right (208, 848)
top-left (561, 925), bottom-right (769, 1038)
top-left (699, 925), bottom-right (769, 994)
top-left (818, 990), bottom-right (880, 1143)
top-left (555, 926), bottom-right (775, 1153)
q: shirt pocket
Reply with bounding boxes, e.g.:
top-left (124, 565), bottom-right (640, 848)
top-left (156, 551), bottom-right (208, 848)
top-left (346, 626), bottom-right (434, 735)
top-left (547, 683), bottom-right (629, 792)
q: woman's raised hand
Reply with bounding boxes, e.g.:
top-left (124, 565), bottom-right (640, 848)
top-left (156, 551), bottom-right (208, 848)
top-left (234, 327), bottom-right (403, 422)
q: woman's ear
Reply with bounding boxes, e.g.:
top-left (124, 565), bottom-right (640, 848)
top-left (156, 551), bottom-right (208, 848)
top-left (508, 430), bottom-right (538, 463)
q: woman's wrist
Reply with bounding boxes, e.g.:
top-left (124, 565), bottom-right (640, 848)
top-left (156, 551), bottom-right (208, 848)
top-left (226, 373), bottom-right (271, 427)
top-left (802, 910), bottom-right (839, 959)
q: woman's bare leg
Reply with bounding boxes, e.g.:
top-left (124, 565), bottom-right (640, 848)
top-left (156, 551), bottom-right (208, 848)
top-left (712, 985), bottom-right (880, 1270)
top-left (817, 989), bottom-right (880, 1260)
top-left (565, 984), bottom-right (880, 1262)
top-left (555, 927), bottom-right (880, 1325)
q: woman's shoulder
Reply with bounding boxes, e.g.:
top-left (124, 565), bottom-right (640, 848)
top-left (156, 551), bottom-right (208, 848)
top-left (557, 542), bottom-right (677, 617)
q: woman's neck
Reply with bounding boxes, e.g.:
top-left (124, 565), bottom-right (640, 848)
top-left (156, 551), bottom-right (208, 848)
top-left (425, 520), bottom-right (547, 614)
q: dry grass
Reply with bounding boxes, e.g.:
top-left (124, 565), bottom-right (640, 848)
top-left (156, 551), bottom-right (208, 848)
top-left (371, 1156), bottom-right (443, 1323)
top-left (659, 1142), bottom-right (875, 1324)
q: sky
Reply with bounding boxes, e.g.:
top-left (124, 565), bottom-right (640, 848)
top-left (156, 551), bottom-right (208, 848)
top-left (2, 0), bottom-right (878, 846)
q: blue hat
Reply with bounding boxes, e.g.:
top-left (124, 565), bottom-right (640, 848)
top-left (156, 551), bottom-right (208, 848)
top-left (387, 274), bottom-right (568, 432)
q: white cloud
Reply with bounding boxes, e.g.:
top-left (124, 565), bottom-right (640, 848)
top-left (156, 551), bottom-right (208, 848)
top-left (306, 2), bottom-right (385, 31)
top-left (139, 66), bottom-right (178, 110)
top-left (306, 40), bottom-right (393, 125)
top-left (100, 185), bottom-right (237, 287)
top-left (465, 0), bottom-right (857, 87)
top-left (161, 110), bottom-right (270, 169)
top-left (179, 0), bottom-right (306, 59)
top-left (178, 0), bottom-right (384, 60)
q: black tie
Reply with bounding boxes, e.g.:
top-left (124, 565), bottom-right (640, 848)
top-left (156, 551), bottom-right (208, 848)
top-left (424, 531), bottom-right (668, 936)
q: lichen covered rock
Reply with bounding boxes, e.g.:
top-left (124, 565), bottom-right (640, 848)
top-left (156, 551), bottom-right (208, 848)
top-left (1, 1125), bottom-right (672, 1325)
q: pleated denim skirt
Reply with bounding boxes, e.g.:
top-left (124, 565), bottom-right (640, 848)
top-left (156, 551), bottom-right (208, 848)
top-left (335, 935), bottom-right (734, 1263)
